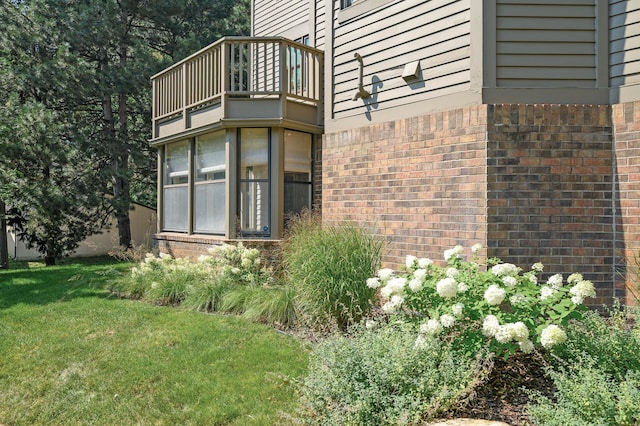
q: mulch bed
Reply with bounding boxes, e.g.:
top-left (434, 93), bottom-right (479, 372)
top-left (446, 351), bottom-right (556, 426)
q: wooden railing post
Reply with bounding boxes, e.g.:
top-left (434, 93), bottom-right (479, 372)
top-left (279, 40), bottom-right (287, 118)
top-left (221, 41), bottom-right (229, 119)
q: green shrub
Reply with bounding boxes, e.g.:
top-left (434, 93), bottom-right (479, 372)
top-left (527, 359), bottom-right (640, 426)
top-left (548, 307), bottom-right (640, 379)
top-left (296, 321), bottom-right (483, 425)
top-left (370, 244), bottom-right (595, 359)
top-left (282, 212), bottom-right (384, 330)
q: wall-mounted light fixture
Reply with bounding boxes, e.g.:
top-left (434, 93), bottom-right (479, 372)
top-left (352, 53), bottom-right (371, 101)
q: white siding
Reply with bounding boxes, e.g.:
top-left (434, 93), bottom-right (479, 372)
top-left (610, 0), bottom-right (640, 87)
top-left (332, 0), bottom-right (472, 119)
top-left (254, 0), bottom-right (310, 40)
top-left (496, 0), bottom-right (597, 88)
top-left (315, 0), bottom-right (326, 49)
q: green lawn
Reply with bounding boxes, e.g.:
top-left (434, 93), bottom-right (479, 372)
top-left (0, 257), bottom-right (308, 425)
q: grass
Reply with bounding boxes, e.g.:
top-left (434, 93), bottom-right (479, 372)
top-left (0, 257), bottom-right (309, 425)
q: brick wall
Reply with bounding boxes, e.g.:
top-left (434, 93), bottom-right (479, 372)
top-left (155, 233), bottom-right (282, 267)
top-left (613, 102), bottom-right (640, 305)
top-left (322, 106), bottom-right (489, 267)
top-left (487, 104), bottom-right (616, 306)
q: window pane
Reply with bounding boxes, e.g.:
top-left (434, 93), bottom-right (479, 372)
top-left (284, 130), bottom-right (312, 216)
top-left (239, 181), bottom-right (270, 234)
top-left (240, 128), bottom-right (269, 179)
top-left (164, 140), bottom-right (189, 185)
top-left (285, 181), bottom-right (311, 215)
top-left (195, 182), bottom-right (225, 233)
top-left (196, 131), bottom-right (226, 182)
top-left (163, 186), bottom-right (188, 231)
top-left (285, 130), bottom-right (311, 179)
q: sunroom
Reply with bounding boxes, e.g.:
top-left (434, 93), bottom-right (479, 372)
top-left (150, 37), bottom-right (324, 256)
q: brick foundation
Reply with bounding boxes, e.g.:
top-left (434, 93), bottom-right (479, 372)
top-left (613, 102), bottom-right (640, 306)
top-left (154, 233), bottom-right (282, 268)
top-left (322, 105), bottom-right (489, 267)
top-left (322, 103), bottom-right (639, 306)
top-left (487, 104), bottom-right (615, 306)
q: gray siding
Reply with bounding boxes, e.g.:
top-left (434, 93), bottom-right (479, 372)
top-left (496, 0), bottom-right (597, 88)
top-left (610, 0), bottom-right (640, 87)
top-left (254, 0), bottom-right (309, 39)
top-left (332, 0), bottom-right (472, 119)
top-left (315, 0), bottom-right (326, 49)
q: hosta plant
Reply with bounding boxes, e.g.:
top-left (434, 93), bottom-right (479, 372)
top-left (367, 244), bottom-right (596, 358)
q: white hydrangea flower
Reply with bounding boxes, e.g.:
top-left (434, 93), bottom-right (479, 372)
top-left (484, 284), bottom-right (506, 305)
top-left (547, 273), bottom-right (564, 289)
top-left (472, 243), bottom-right (482, 254)
top-left (381, 295), bottom-right (404, 313)
top-left (531, 262), bottom-right (544, 272)
top-left (405, 255), bottom-right (417, 269)
top-left (420, 319), bottom-right (443, 335)
top-left (452, 303), bottom-right (464, 317)
top-left (567, 273), bottom-right (583, 284)
top-left (366, 277), bottom-right (381, 289)
top-left (387, 277), bottom-right (407, 294)
top-left (444, 245), bottom-right (464, 262)
top-left (519, 339), bottom-right (535, 354)
top-left (528, 274), bottom-right (538, 285)
top-left (457, 282), bottom-right (469, 293)
top-left (445, 267), bottom-right (459, 278)
top-left (540, 286), bottom-right (556, 301)
top-left (502, 276), bottom-right (517, 288)
top-left (510, 294), bottom-right (528, 305)
top-left (408, 278), bottom-right (423, 292)
top-left (494, 326), bottom-right (513, 343)
top-left (491, 263), bottom-right (520, 277)
top-left (540, 324), bottom-right (567, 348)
top-left (482, 315), bottom-right (500, 337)
top-left (413, 268), bottom-right (428, 280)
top-left (418, 258), bottom-right (433, 268)
top-left (377, 268), bottom-right (395, 282)
top-left (510, 322), bottom-right (529, 342)
top-left (197, 254), bottom-right (211, 263)
top-left (569, 280), bottom-right (595, 305)
top-left (365, 319), bottom-right (377, 329)
top-left (436, 277), bottom-right (458, 299)
top-left (380, 285), bottom-right (394, 299)
top-left (440, 314), bottom-right (456, 328)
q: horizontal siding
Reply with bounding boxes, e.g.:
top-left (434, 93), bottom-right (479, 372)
top-left (496, 0), bottom-right (597, 88)
top-left (332, 0), bottom-right (471, 119)
top-left (254, 0), bottom-right (308, 38)
top-left (609, 0), bottom-right (640, 87)
top-left (315, 0), bottom-right (326, 49)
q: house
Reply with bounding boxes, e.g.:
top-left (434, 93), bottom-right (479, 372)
top-left (151, 0), bottom-right (640, 306)
top-left (6, 203), bottom-right (157, 261)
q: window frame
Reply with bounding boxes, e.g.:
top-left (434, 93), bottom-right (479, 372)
top-left (238, 128), bottom-right (272, 238)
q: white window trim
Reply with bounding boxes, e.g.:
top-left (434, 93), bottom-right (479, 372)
top-left (338, 0), bottom-right (396, 24)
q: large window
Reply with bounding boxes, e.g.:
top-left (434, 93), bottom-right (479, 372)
top-left (163, 140), bottom-right (189, 231)
top-left (194, 131), bottom-right (226, 234)
top-left (284, 131), bottom-right (312, 216)
top-left (239, 128), bottom-right (270, 236)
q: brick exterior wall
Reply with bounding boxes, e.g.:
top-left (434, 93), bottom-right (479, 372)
top-left (487, 104), bottom-right (616, 306)
top-left (613, 102), bottom-right (640, 305)
top-left (155, 233), bottom-right (282, 267)
top-left (322, 106), bottom-right (489, 267)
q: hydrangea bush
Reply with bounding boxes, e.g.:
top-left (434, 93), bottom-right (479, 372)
top-left (367, 245), bottom-right (596, 358)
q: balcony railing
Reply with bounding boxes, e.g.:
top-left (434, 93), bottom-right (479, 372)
top-left (151, 37), bottom-right (324, 141)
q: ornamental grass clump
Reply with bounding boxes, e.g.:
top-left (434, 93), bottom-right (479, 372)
top-left (366, 244), bottom-right (596, 359)
top-left (282, 212), bottom-right (384, 330)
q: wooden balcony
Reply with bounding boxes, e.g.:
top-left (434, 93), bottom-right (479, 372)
top-left (151, 37), bottom-right (324, 143)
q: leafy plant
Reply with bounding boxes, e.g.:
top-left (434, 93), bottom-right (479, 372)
top-left (296, 321), bottom-right (484, 425)
top-left (282, 212), bottom-right (384, 330)
top-left (527, 359), bottom-right (640, 426)
top-left (369, 245), bottom-right (595, 358)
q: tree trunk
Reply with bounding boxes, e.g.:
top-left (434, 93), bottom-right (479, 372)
top-left (0, 200), bottom-right (8, 269)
